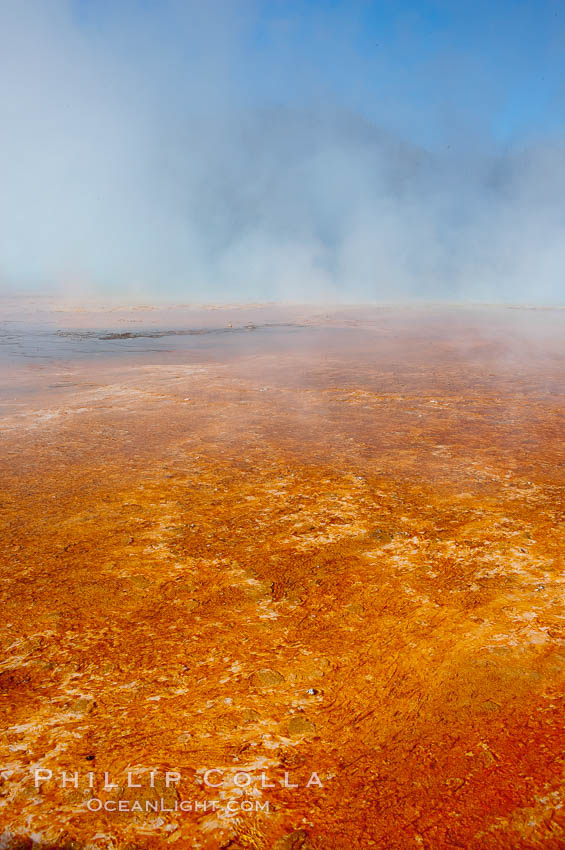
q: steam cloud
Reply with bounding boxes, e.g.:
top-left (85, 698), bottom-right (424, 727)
top-left (1, 0), bottom-right (564, 302)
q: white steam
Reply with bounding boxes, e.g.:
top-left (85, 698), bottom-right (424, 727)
top-left (0, 1), bottom-right (564, 302)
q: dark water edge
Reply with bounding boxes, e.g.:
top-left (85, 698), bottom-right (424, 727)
top-left (0, 321), bottom-right (310, 366)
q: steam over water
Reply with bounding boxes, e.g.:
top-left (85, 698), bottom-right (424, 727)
top-left (2, 301), bottom-right (565, 421)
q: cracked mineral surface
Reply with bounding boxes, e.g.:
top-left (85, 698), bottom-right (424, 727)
top-left (1, 301), bottom-right (564, 848)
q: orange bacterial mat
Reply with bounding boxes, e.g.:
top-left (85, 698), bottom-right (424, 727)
top-left (1, 303), bottom-right (564, 849)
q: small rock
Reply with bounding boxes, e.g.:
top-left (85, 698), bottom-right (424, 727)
top-left (213, 713), bottom-right (239, 732)
top-left (130, 574), bottom-right (150, 589)
top-left (285, 716), bottom-right (316, 737)
top-left (251, 668), bottom-right (285, 687)
top-left (244, 579), bottom-right (274, 601)
top-left (241, 708), bottom-right (259, 723)
top-left (368, 527), bottom-right (393, 543)
top-left (478, 744), bottom-right (497, 766)
top-left (177, 732), bottom-right (192, 743)
top-left (272, 829), bottom-right (311, 850)
top-left (68, 697), bottom-right (95, 714)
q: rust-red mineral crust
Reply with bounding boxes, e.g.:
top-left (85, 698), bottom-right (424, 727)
top-left (1, 305), bottom-right (564, 848)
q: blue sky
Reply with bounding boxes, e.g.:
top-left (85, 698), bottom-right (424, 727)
top-left (1, 0), bottom-right (565, 301)
top-left (263, 0), bottom-right (564, 145)
top-left (73, 0), bottom-right (565, 148)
